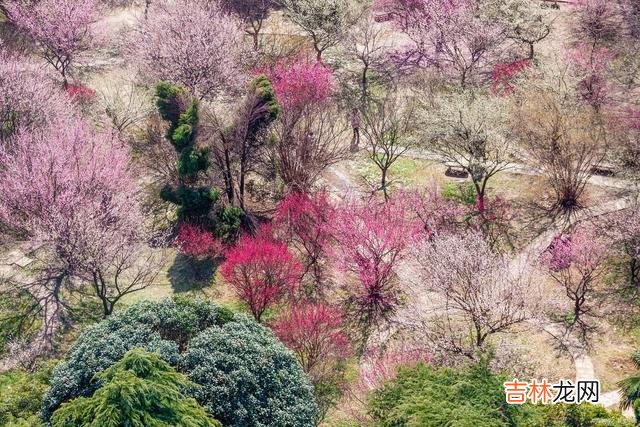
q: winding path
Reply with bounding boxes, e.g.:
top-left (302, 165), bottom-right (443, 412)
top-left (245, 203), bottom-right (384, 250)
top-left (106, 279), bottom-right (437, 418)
top-left (325, 155), bottom-right (635, 416)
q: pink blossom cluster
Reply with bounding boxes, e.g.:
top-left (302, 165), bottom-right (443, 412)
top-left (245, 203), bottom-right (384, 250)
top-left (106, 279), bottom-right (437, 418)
top-left (175, 224), bottom-right (224, 260)
top-left (259, 59), bottom-right (333, 112)
top-left (491, 59), bottom-right (532, 95)
top-left (272, 302), bottom-right (351, 368)
top-left (220, 231), bottom-right (302, 321)
top-left (541, 227), bottom-right (609, 272)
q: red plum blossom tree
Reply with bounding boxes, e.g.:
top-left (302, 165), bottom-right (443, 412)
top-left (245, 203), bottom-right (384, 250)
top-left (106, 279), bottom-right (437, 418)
top-left (274, 192), bottom-right (335, 297)
top-left (273, 303), bottom-right (351, 420)
top-left (263, 59), bottom-right (349, 191)
top-left (220, 233), bottom-right (302, 322)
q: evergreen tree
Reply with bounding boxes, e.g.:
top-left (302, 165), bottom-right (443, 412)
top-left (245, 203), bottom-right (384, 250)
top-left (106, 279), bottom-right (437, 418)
top-left (155, 82), bottom-right (243, 241)
top-left (51, 348), bottom-right (221, 427)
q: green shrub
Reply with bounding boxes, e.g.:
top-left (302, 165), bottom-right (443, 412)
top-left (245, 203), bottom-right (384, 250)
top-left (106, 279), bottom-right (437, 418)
top-left (532, 403), bottom-right (634, 427)
top-left (42, 297), bottom-right (318, 426)
top-left (368, 361), bottom-right (632, 427)
top-left (155, 81), bottom-right (185, 129)
top-left (0, 363), bottom-right (53, 426)
top-left (442, 181), bottom-right (476, 205)
top-left (182, 321), bottom-right (318, 427)
top-left (368, 362), bottom-right (524, 427)
top-left (51, 349), bottom-right (220, 427)
top-left (215, 206), bottom-right (243, 243)
top-left (178, 147), bottom-right (210, 179)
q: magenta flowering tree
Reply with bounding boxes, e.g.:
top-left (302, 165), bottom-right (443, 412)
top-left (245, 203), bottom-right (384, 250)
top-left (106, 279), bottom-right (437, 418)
top-left (541, 226), bottom-right (609, 340)
top-left (274, 192), bottom-right (335, 297)
top-left (134, 0), bottom-right (247, 99)
top-left (0, 49), bottom-right (74, 142)
top-left (375, 0), bottom-right (504, 87)
top-left (175, 223), bottom-right (224, 261)
top-left (332, 196), bottom-right (421, 342)
top-left (220, 232), bottom-right (302, 322)
top-left (262, 58), bottom-right (333, 116)
top-left (6, 0), bottom-right (100, 87)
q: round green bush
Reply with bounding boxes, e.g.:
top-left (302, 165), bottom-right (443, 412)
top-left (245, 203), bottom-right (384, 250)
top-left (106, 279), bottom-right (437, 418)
top-left (182, 321), bottom-right (318, 426)
top-left (42, 297), bottom-right (318, 426)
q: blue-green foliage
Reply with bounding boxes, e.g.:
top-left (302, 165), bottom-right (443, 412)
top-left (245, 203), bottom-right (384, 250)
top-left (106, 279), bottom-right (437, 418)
top-left (41, 298), bottom-right (318, 426)
top-left (182, 320), bottom-right (318, 427)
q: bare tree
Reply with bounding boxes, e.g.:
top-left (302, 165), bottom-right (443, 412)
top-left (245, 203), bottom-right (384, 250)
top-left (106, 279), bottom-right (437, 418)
top-left (411, 232), bottom-right (540, 359)
top-left (82, 245), bottom-right (164, 317)
top-left (97, 75), bottom-right (153, 134)
top-left (361, 95), bottom-right (416, 201)
top-left (220, 0), bottom-right (277, 50)
top-left (278, 0), bottom-right (362, 62)
top-left (512, 79), bottom-right (607, 215)
top-left (341, 10), bottom-right (395, 105)
top-left (275, 103), bottom-right (349, 192)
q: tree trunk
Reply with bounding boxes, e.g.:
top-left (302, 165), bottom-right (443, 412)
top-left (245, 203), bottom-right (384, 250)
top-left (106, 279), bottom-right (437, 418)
top-left (381, 168), bottom-right (389, 201)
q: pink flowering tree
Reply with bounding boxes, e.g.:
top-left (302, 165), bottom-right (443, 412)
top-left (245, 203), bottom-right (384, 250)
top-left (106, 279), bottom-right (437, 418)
top-left (0, 119), bottom-right (154, 337)
top-left (262, 59), bottom-right (349, 191)
top-left (175, 223), bottom-right (224, 261)
top-left (134, 0), bottom-right (247, 99)
top-left (220, 233), bottom-right (302, 322)
top-left (262, 58), bottom-right (333, 118)
top-left (359, 347), bottom-right (431, 392)
top-left (541, 226), bottom-right (609, 341)
top-left (406, 183), bottom-right (466, 239)
top-left (375, 0), bottom-right (504, 88)
top-left (6, 0), bottom-right (100, 87)
top-left (272, 303), bottom-right (351, 420)
top-left (332, 196), bottom-right (421, 344)
top-left (274, 192), bottom-right (335, 297)
top-left (568, 46), bottom-right (614, 111)
top-left (0, 49), bottom-right (74, 142)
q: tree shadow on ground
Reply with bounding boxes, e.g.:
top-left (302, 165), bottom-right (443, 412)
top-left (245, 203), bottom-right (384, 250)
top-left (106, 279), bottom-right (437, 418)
top-left (167, 254), bottom-right (218, 293)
